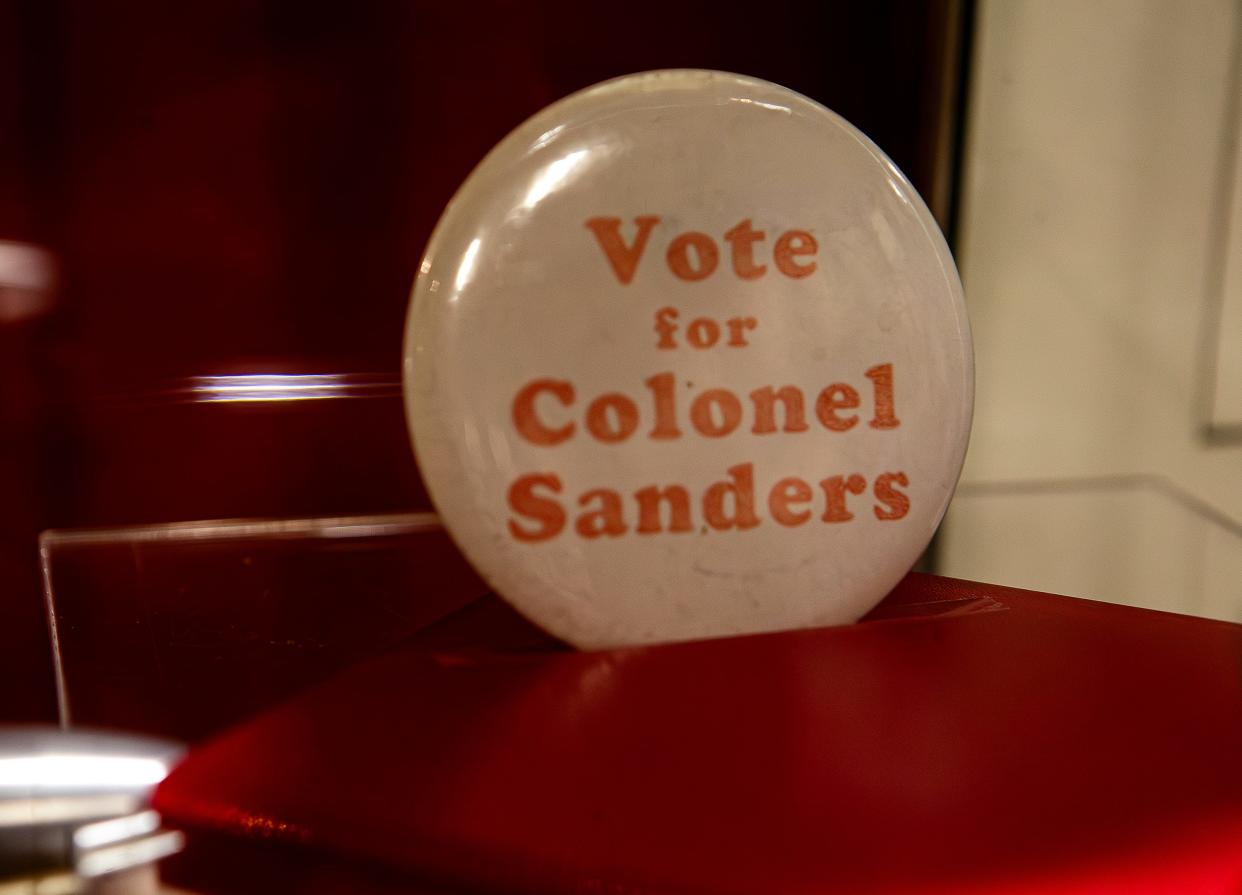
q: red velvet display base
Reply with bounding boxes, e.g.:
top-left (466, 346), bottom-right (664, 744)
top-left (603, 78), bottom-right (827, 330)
top-left (155, 574), bottom-right (1242, 894)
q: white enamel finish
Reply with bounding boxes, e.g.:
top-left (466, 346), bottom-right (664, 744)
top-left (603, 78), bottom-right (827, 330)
top-left (405, 71), bottom-right (972, 648)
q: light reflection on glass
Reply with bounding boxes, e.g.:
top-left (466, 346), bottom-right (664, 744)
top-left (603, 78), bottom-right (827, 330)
top-left (887, 175), bottom-right (912, 205)
top-left (730, 97), bottom-right (791, 114)
top-left (0, 239), bottom-right (57, 324)
top-left (0, 240), bottom-right (56, 292)
top-left (486, 422), bottom-right (513, 472)
top-left (0, 754), bottom-right (169, 790)
top-left (521, 148), bottom-right (591, 211)
top-left (76, 829), bottom-right (184, 879)
top-left (454, 237), bottom-right (483, 295)
top-left (461, 418), bottom-right (485, 470)
top-left (73, 809), bottom-right (161, 850)
top-left (192, 373), bottom-right (360, 403)
top-left (529, 124), bottom-right (565, 153)
top-left (0, 793), bottom-right (135, 826)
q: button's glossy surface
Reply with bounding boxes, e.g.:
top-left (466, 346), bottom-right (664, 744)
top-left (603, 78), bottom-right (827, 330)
top-left (404, 70), bottom-right (972, 647)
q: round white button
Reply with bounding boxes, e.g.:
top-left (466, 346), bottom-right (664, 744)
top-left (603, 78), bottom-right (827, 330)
top-left (404, 70), bottom-right (973, 648)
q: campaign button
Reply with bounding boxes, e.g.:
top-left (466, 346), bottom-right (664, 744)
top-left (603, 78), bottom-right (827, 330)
top-left (404, 70), bottom-right (973, 648)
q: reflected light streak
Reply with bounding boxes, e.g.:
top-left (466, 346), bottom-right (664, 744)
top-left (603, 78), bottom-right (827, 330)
top-left (521, 148), bottom-right (591, 211)
top-left (730, 97), bottom-right (791, 114)
top-left (529, 124), bottom-right (565, 153)
top-left (0, 240), bottom-right (57, 323)
top-left (454, 237), bottom-right (483, 295)
top-left (0, 240), bottom-right (55, 291)
top-left (887, 175), bottom-right (911, 205)
top-left (76, 829), bottom-right (184, 878)
top-left (0, 794), bottom-right (136, 827)
top-left (0, 754), bottom-right (169, 790)
top-left (74, 810), bottom-right (161, 850)
top-left (192, 373), bottom-right (356, 403)
top-left (0, 286), bottom-right (55, 324)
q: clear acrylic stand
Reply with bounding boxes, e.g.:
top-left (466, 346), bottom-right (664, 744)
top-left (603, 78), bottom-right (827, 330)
top-left (41, 513), bottom-right (487, 741)
top-left (942, 475), bottom-right (1242, 623)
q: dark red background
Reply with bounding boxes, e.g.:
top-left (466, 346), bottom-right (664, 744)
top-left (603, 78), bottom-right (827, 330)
top-left (0, 0), bottom-right (969, 722)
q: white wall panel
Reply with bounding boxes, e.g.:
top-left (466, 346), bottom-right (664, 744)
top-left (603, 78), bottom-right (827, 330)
top-left (944, 0), bottom-right (1242, 616)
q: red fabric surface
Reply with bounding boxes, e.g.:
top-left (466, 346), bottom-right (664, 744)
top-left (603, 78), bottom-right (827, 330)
top-left (155, 573), bottom-right (1242, 894)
